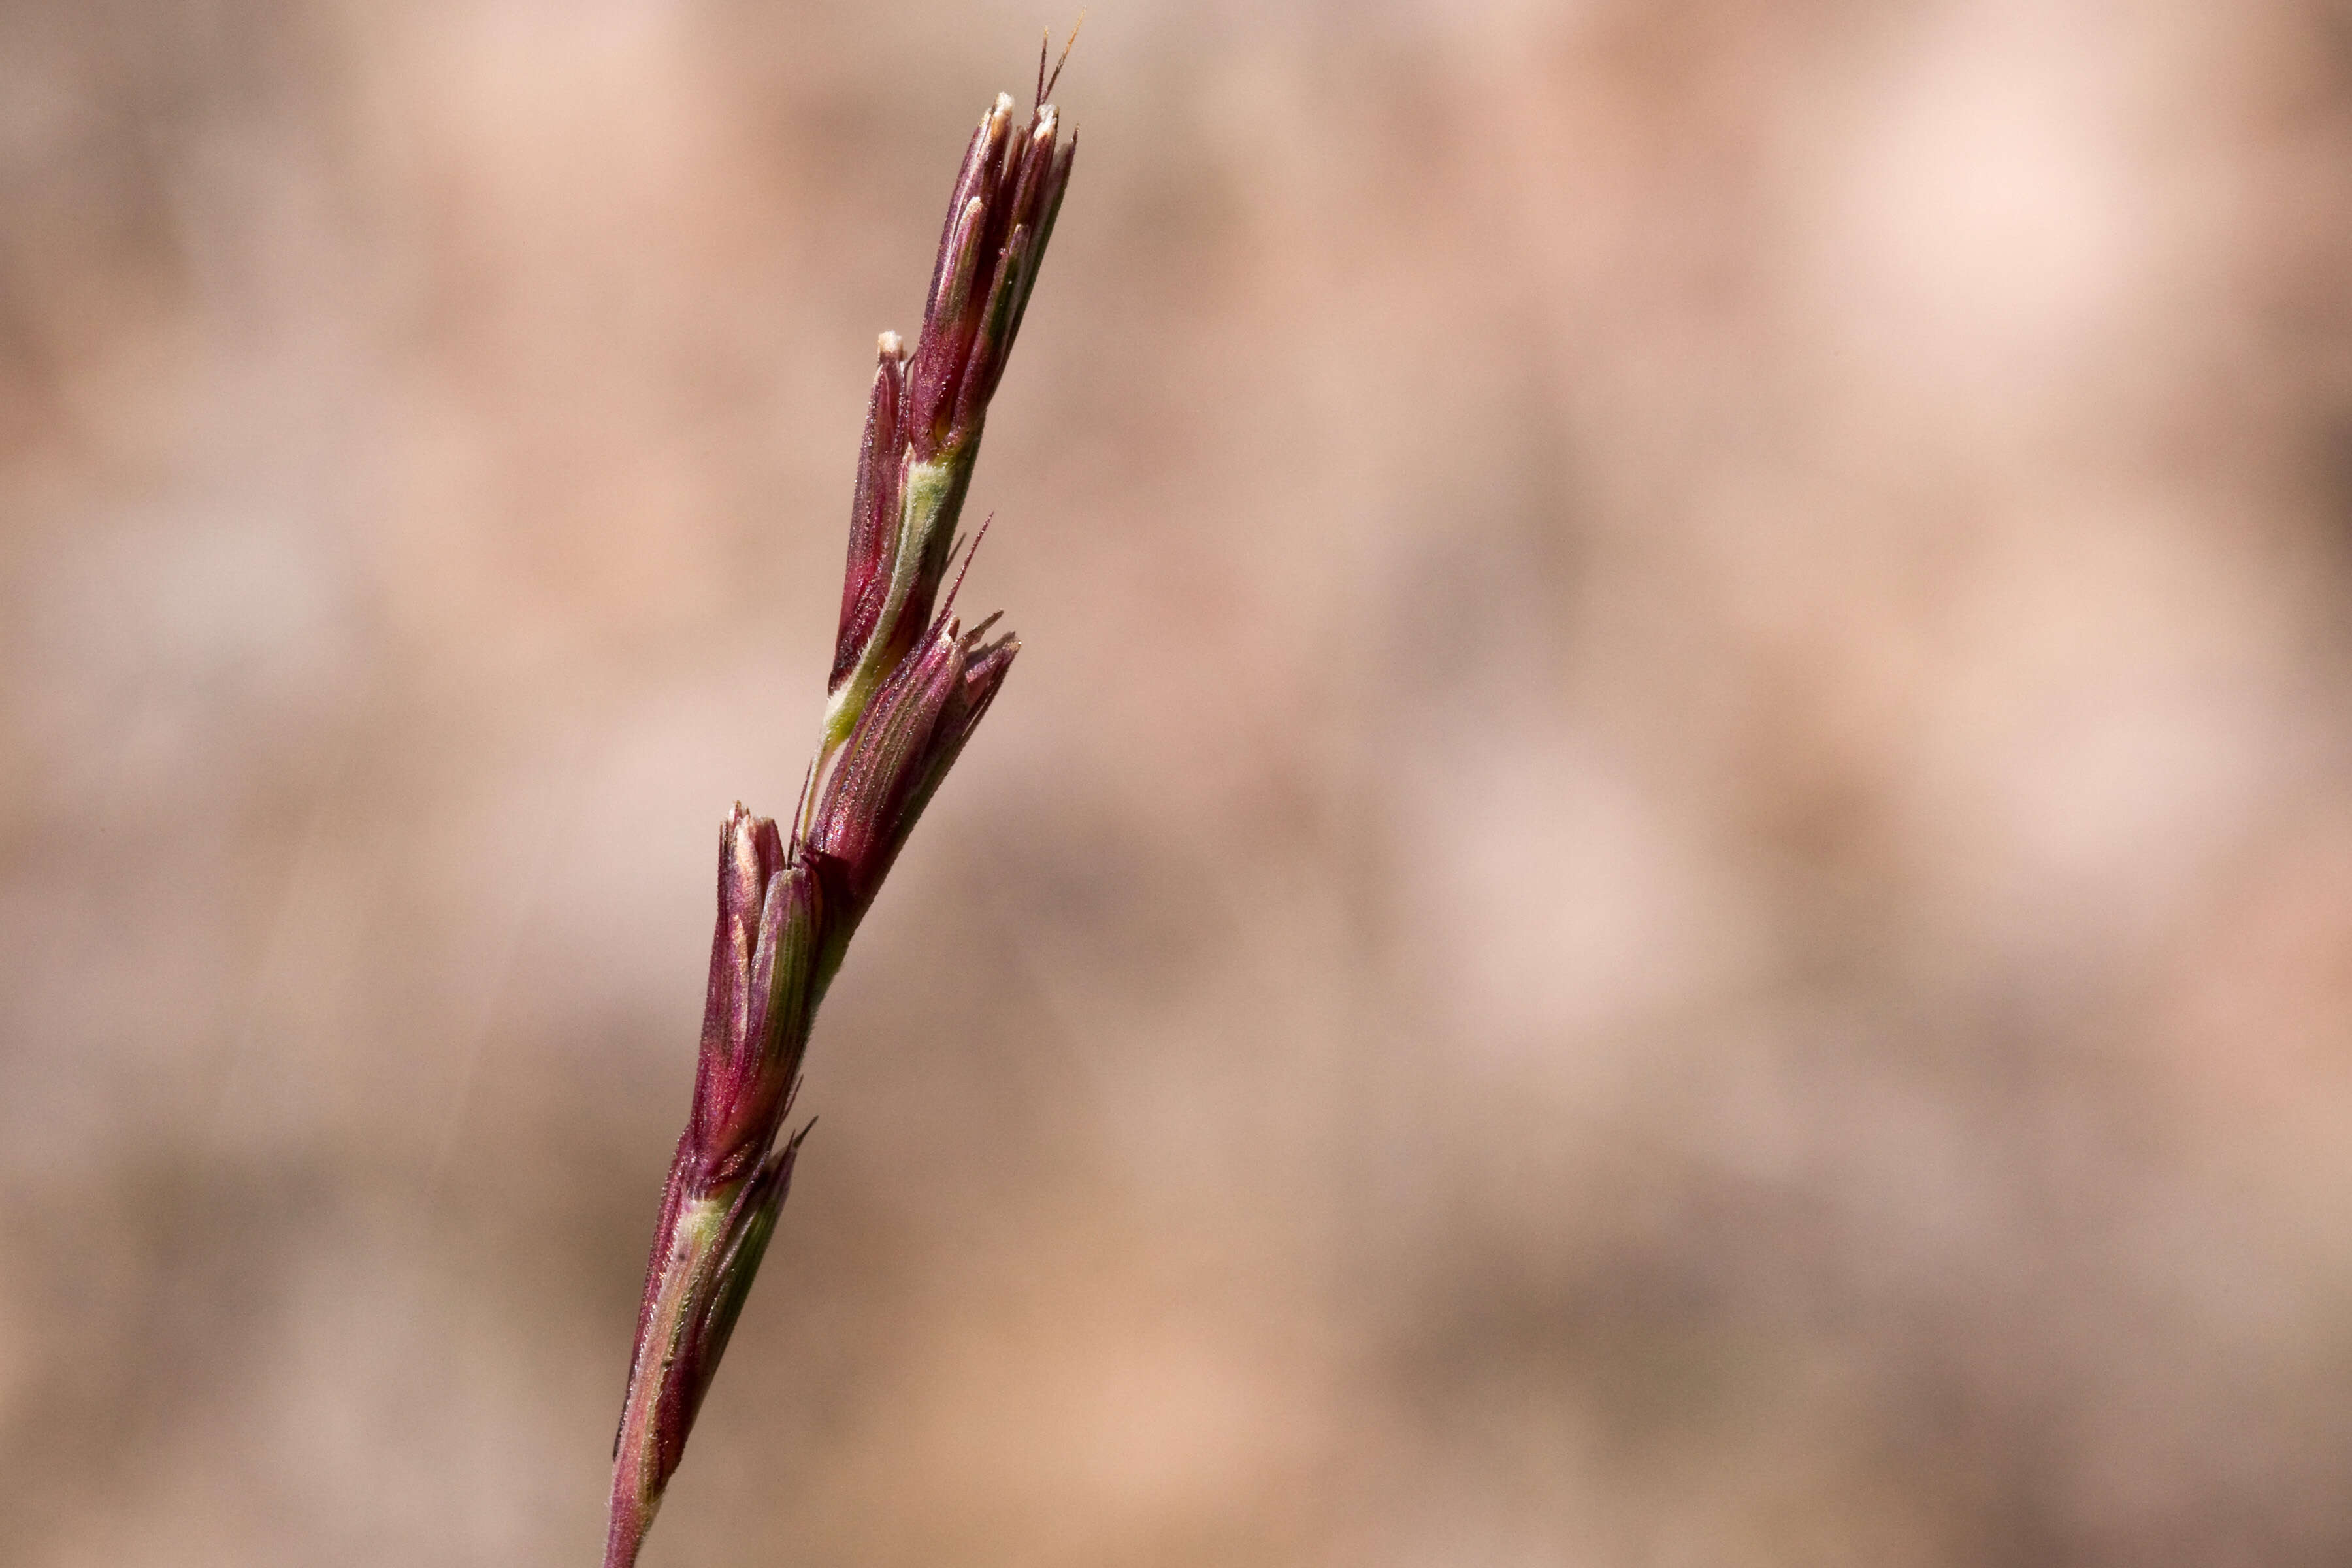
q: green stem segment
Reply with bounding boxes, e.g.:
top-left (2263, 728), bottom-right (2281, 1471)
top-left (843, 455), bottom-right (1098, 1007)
top-left (819, 450), bottom-right (976, 765)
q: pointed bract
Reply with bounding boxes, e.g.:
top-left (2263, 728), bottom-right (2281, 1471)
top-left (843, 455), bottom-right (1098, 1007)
top-left (832, 335), bottom-right (906, 693)
top-left (690, 809), bottom-right (788, 1171)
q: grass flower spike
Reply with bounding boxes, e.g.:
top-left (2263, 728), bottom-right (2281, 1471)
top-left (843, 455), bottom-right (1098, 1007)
top-left (603, 51), bottom-right (1075, 1568)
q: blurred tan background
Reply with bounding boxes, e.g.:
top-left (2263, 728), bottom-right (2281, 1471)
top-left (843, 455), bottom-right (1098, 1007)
top-left (6, 1), bottom-right (2352, 1563)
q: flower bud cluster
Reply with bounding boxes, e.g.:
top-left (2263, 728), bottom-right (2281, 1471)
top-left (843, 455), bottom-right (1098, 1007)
top-left (905, 93), bottom-right (1075, 462)
top-left (811, 605), bottom-right (1019, 919)
top-left (824, 91), bottom-right (1073, 753)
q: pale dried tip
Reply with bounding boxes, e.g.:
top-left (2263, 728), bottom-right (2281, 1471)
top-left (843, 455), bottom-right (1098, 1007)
top-left (1031, 106), bottom-right (1058, 144)
top-left (1043, 16), bottom-right (1083, 105)
top-left (877, 330), bottom-right (903, 356)
top-left (992, 91), bottom-right (1015, 118)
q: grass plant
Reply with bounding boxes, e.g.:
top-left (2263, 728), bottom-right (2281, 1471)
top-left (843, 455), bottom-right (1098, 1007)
top-left (602, 42), bottom-right (1077, 1568)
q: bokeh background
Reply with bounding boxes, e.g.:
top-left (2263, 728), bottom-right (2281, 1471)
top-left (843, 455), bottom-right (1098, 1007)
top-left (7, 1), bottom-right (2352, 1563)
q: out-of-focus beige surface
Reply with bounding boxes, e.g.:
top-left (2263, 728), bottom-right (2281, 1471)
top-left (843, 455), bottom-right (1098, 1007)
top-left (7, 2), bottom-right (2352, 1563)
